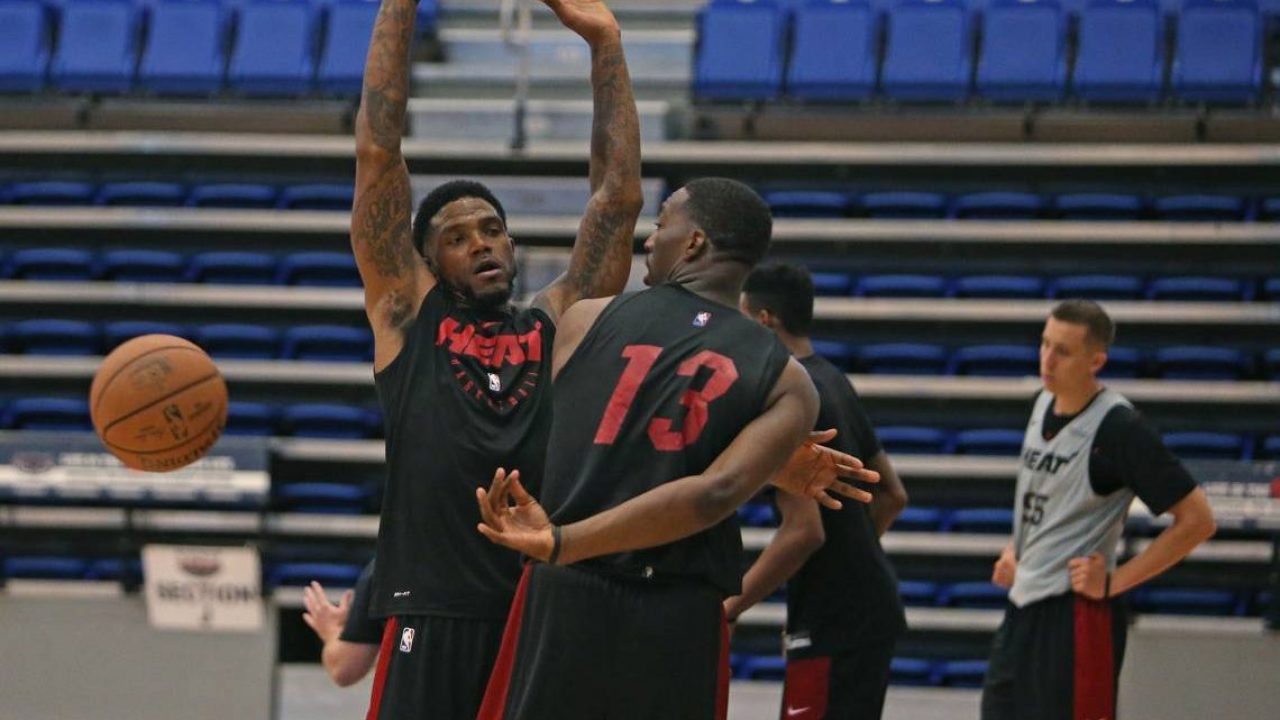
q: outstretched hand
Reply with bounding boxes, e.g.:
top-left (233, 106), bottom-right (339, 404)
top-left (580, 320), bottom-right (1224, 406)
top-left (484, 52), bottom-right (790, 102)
top-left (771, 429), bottom-right (880, 510)
top-left (301, 581), bottom-right (352, 644)
top-left (477, 468), bottom-right (557, 562)
top-left (541, 0), bottom-right (621, 45)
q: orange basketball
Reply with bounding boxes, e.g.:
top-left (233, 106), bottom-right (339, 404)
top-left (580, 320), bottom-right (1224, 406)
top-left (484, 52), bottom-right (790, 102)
top-left (89, 334), bottom-right (228, 473)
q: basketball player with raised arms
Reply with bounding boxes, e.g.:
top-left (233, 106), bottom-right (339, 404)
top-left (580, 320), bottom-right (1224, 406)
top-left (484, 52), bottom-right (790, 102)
top-left (981, 300), bottom-right (1216, 720)
top-left (351, 0), bottom-right (643, 717)
top-left (474, 179), bottom-right (883, 720)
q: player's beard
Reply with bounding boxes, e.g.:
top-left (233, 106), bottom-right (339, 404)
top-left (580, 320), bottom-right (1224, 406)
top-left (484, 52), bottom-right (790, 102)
top-left (449, 264), bottom-right (518, 312)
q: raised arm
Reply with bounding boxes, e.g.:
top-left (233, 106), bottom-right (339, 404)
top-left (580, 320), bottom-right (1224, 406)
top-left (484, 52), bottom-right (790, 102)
top-left (353, 0), bottom-right (434, 370)
top-left (531, 0), bottom-right (644, 322)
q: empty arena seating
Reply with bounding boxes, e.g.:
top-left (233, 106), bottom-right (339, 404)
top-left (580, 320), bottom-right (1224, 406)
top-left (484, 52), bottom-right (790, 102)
top-left (785, 0), bottom-right (878, 101)
top-left (881, 0), bottom-right (973, 101)
top-left (976, 0), bottom-right (1067, 101)
top-left (137, 0), bottom-right (228, 95)
top-left (0, 0), bottom-right (51, 93)
top-left (693, 0), bottom-right (787, 99)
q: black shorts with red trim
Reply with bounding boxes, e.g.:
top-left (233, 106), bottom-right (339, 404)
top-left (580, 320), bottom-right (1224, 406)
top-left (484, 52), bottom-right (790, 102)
top-left (981, 592), bottom-right (1129, 720)
top-left (780, 636), bottom-right (896, 720)
top-left (479, 562), bottom-right (730, 720)
top-left (364, 613), bottom-right (505, 720)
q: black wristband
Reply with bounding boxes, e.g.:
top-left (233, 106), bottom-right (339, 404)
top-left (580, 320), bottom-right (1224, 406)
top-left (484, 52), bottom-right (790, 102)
top-left (1104, 571), bottom-right (1111, 599)
top-left (548, 525), bottom-right (562, 565)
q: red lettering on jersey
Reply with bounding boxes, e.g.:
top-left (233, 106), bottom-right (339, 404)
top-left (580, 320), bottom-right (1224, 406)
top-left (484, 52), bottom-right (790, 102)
top-left (436, 318), bottom-right (544, 369)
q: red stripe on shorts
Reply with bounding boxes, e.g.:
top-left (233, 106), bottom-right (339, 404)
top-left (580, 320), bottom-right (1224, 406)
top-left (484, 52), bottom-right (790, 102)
top-left (715, 609), bottom-right (731, 720)
top-left (781, 656), bottom-right (831, 720)
top-left (1073, 596), bottom-right (1116, 720)
top-left (364, 617), bottom-right (399, 720)
top-left (476, 563), bottom-right (534, 720)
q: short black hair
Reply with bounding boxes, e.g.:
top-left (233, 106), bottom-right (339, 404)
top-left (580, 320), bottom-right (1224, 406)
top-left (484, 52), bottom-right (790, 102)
top-left (683, 177), bottom-right (773, 267)
top-left (743, 263), bottom-right (815, 336)
top-left (413, 180), bottom-right (508, 256)
top-left (1051, 299), bottom-right (1116, 348)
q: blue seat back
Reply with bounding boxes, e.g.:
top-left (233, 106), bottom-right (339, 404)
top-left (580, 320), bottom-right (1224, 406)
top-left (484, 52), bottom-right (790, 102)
top-left (882, 0), bottom-right (973, 101)
top-left (0, 0), bottom-right (51, 92)
top-left (859, 343), bottom-right (951, 374)
top-left (228, 0), bottom-right (317, 95)
top-left (694, 0), bottom-right (786, 100)
top-left (195, 324), bottom-right (280, 359)
top-left (1073, 0), bottom-right (1163, 101)
top-left (1162, 431), bottom-right (1248, 460)
top-left (951, 345), bottom-right (1039, 377)
top-left (11, 319), bottom-right (100, 355)
top-left (4, 397), bottom-right (92, 430)
top-left (1049, 274), bottom-right (1145, 300)
top-left (51, 0), bottom-right (140, 93)
top-left (8, 248), bottom-right (95, 280)
top-left (977, 0), bottom-right (1066, 101)
top-left (187, 251), bottom-right (278, 285)
top-left (139, 0), bottom-right (228, 94)
top-left (281, 325), bottom-right (373, 361)
top-left (318, 0), bottom-right (379, 94)
top-left (100, 250), bottom-right (186, 282)
top-left (953, 428), bottom-right (1025, 455)
top-left (1174, 0), bottom-right (1261, 103)
top-left (786, 0), bottom-right (879, 100)
top-left (98, 181), bottom-right (188, 207)
top-left (276, 252), bottom-right (360, 287)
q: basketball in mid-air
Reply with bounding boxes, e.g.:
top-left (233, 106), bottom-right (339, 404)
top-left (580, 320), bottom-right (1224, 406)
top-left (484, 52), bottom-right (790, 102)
top-left (89, 334), bottom-right (228, 472)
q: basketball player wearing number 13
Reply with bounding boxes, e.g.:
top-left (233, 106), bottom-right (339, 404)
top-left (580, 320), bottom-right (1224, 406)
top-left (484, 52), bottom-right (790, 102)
top-left (981, 300), bottom-right (1216, 720)
top-left (474, 179), bottom-right (881, 720)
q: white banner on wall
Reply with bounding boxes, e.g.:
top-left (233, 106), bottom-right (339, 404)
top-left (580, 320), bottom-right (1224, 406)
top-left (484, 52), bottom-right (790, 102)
top-left (142, 545), bottom-right (263, 633)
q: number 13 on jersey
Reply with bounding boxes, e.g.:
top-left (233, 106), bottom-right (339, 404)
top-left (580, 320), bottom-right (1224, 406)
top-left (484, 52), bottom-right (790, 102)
top-left (593, 344), bottom-right (739, 451)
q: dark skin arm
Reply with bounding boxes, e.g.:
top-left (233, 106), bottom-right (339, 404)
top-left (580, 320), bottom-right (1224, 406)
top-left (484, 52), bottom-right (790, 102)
top-left (529, 0), bottom-right (644, 323)
top-left (722, 489), bottom-right (824, 622)
top-left (866, 450), bottom-right (908, 536)
top-left (352, 0), bottom-right (434, 372)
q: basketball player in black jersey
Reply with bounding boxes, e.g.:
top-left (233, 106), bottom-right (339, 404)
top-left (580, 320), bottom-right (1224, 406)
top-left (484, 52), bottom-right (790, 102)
top-left (474, 179), bottom-right (882, 720)
top-left (351, 1), bottom-right (644, 717)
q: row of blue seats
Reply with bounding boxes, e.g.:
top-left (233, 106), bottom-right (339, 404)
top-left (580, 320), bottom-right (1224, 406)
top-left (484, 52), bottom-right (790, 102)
top-left (811, 342), bottom-right (1280, 381)
top-left (765, 190), bottom-right (1280, 221)
top-left (0, 556), bottom-right (370, 588)
top-left (0, 0), bottom-right (436, 95)
top-left (0, 181), bottom-right (352, 210)
top-left (739, 502), bottom-right (1018, 532)
top-left (806, 273), bottom-right (1280, 302)
top-left (873, 426), bottom-right (1279, 460)
top-left (0, 321), bottom-right (372, 359)
top-left (696, 0), bottom-right (1263, 103)
top-left (1, 250), bottom-right (360, 286)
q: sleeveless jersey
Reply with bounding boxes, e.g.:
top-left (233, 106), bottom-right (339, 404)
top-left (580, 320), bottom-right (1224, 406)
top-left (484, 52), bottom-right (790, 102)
top-left (543, 283), bottom-right (792, 596)
top-left (372, 285), bottom-right (554, 619)
top-left (1010, 388), bottom-right (1134, 607)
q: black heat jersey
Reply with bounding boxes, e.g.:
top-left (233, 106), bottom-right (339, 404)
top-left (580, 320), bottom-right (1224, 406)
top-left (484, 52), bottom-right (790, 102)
top-left (543, 283), bottom-right (792, 596)
top-left (372, 285), bottom-right (554, 619)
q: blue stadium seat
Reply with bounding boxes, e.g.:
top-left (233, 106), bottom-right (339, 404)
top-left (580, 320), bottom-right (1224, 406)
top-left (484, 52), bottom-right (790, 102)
top-left (894, 506), bottom-right (945, 531)
top-left (1148, 276), bottom-right (1248, 302)
top-left (881, 0), bottom-right (973, 101)
top-left (693, 0), bottom-right (787, 100)
top-left (8, 181), bottom-right (96, 206)
top-left (939, 582), bottom-right (1008, 608)
top-left (10, 319), bottom-right (100, 355)
top-left (897, 581), bottom-right (940, 606)
top-left (1263, 277), bottom-right (1280, 301)
top-left (1073, 0), bottom-right (1164, 102)
top-left (227, 0), bottom-right (318, 96)
top-left (1162, 431), bottom-right (1249, 460)
top-left (953, 429), bottom-right (1024, 456)
top-left (953, 192), bottom-right (1045, 219)
top-left (7, 248), bottom-right (95, 280)
top-left (97, 181), bottom-right (187, 207)
top-left (1265, 348), bottom-right (1280, 380)
top-left (1154, 194), bottom-right (1248, 221)
top-left (810, 272), bottom-right (856, 297)
top-left (195, 324), bottom-right (280, 359)
top-left (0, 0), bottom-right (52, 92)
top-left (281, 325), bottom-right (372, 362)
top-left (737, 501), bottom-right (777, 527)
top-left (786, 0), bottom-right (879, 101)
top-left (860, 191), bottom-right (949, 218)
top-left (84, 558), bottom-right (143, 582)
top-left (225, 401), bottom-right (279, 437)
top-left (1048, 274), bottom-right (1145, 300)
top-left (947, 507), bottom-right (1014, 534)
top-left (1258, 197), bottom-right (1280, 221)
top-left (890, 658), bottom-right (937, 686)
top-left (950, 345), bottom-right (1039, 377)
top-left (953, 275), bottom-right (1044, 299)
top-left (268, 562), bottom-right (362, 588)
top-left (740, 655), bottom-right (787, 681)
top-left (877, 427), bottom-right (951, 455)
top-left (138, 0), bottom-right (228, 95)
top-left (1134, 588), bottom-right (1241, 616)
top-left (279, 184), bottom-right (355, 211)
top-left (811, 339), bottom-right (858, 371)
top-left (100, 250), bottom-right (185, 283)
top-left (276, 483), bottom-right (369, 514)
top-left (283, 403), bottom-right (374, 439)
top-left (186, 252), bottom-right (278, 285)
top-left (3, 556), bottom-right (88, 580)
top-left (103, 321), bottom-right (187, 351)
top-left (976, 0), bottom-right (1067, 102)
top-left (317, 0), bottom-right (379, 95)
top-left (936, 659), bottom-right (989, 688)
top-left (50, 0), bottom-right (140, 93)
top-left (3, 397), bottom-right (92, 430)
top-left (857, 274), bottom-right (949, 298)
top-left (277, 252), bottom-right (361, 287)
top-left (187, 183), bottom-right (279, 209)
top-left (762, 190), bottom-right (850, 218)
top-left (859, 343), bottom-right (950, 374)
top-left (1098, 346), bottom-right (1142, 379)
top-left (1054, 193), bottom-right (1144, 220)
top-left (1259, 434), bottom-right (1280, 459)
top-left (1173, 0), bottom-right (1262, 104)
top-left (1153, 346), bottom-right (1248, 380)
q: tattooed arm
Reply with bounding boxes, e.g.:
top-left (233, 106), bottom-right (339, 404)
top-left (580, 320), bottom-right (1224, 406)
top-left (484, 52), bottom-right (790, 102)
top-left (353, 0), bottom-right (434, 371)
top-left (530, 0), bottom-right (644, 323)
